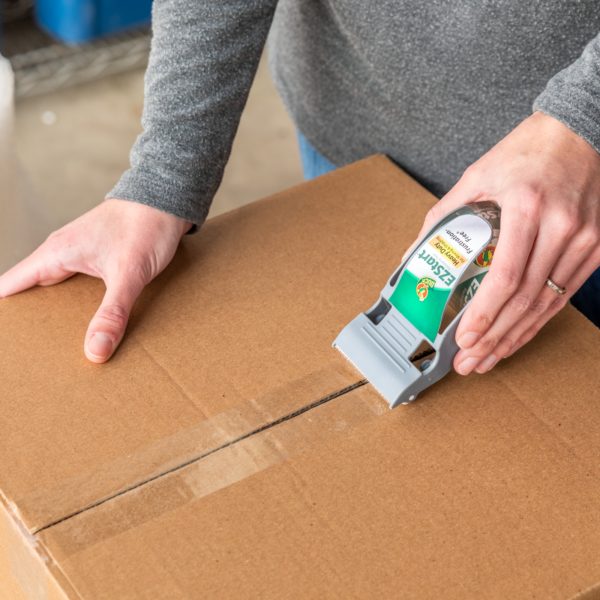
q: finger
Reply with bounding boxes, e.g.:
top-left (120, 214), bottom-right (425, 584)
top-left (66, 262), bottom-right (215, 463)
top-left (471, 283), bottom-right (563, 373)
top-left (456, 211), bottom-right (575, 371)
top-left (0, 247), bottom-right (73, 298)
top-left (484, 225), bottom-right (597, 363)
top-left (455, 195), bottom-right (539, 358)
top-left (84, 276), bottom-right (145, 364)
top-left (504, 251), bottom-right (600, 360)
top-left (504, 323), bottom-right (538, 359)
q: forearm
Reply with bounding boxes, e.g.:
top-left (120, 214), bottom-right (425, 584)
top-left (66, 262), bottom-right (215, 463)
top-left (108, 0), bottom-right (278, 227)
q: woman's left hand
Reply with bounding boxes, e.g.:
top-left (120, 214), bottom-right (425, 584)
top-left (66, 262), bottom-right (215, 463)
top-left (410, 111), bottom-right (600, 375)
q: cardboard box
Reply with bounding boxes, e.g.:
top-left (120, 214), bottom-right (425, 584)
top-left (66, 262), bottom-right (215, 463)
top-left (1, 156), bottom-right (599, 599)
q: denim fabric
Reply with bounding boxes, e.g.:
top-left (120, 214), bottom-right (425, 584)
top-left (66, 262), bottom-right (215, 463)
top-left (297, 133), bottom-right (337, 180)
top-left (571, 268), bottom-right (600, 327)
top-left (298, 132), bottom-right (599, 327)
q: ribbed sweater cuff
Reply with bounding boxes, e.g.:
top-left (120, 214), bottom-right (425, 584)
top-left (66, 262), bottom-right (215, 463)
top-left (106, 167), bottom-right (210, 229)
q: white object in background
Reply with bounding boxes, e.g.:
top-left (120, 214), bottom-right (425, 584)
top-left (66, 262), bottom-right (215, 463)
top-left (0, 55), bottom-right (55, 275)
top-left (0, 55), bottom-right (15, 162)
top-left (41, 110), bottom-right (57, 126)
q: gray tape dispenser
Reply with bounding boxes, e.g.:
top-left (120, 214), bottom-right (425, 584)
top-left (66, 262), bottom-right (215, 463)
top-left (333, 201), bottom-right (500, 408)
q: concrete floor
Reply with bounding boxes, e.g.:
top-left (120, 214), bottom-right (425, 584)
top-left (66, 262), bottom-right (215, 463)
top-left (13, 54), bottom-right (303, 231)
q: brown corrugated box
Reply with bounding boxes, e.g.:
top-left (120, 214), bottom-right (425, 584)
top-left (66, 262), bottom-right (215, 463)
top-left (1, 156), bottom-right (600, 599)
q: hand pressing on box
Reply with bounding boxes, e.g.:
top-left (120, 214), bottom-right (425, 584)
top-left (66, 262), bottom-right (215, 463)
top-left (410, 111), bottom-right (600, 375)
top-left (0, 199), bottom-right (192, 363)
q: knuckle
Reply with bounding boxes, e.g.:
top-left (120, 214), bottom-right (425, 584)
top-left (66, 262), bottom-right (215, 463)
top-left (43, 229), bottom-right (63, 251)
top-left (554, 213), bottom-right (580, 241)
top-left (505, 343), bottom-right (521, 359)
top-left (460, 164), bottom-right (480, 184)
top-left (498, 337), bottom-right (516, 357)
top-left (508, 293), bottom-right (531, 315)
top-left (43, 253), bottom-right (66, 275)
top-left (569, 214), bottom-right (584, 234)
top-left (43, 228), bottom-right (76, 260)
top-left (576, 225), bottom-right (600, 252)
top-left (476, 334), bottom-right (498, 354)
top-left (470, 309), bottom-right (493, 330)
top-left (516, 187), bottom-right (542, 219)
top-left (548, 294), bottom-right (568, 313)
top-left (491, 266), bottom-right (520, 294)
top-left (45, 230), bottom-right (59, 243)
top-left (30, 266), bottom-right (45, 284)
top-left (96, 304), bottom-right (129, 330)
top-left (526, 322), bottom-right (543, 340)
top-left (530, 298), bottom-right (548, 315)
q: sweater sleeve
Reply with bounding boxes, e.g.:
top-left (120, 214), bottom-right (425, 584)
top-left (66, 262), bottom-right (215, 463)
top-left (534, 32), bottom-right (600, 155)
top-left (107, 0), bottom-right (278, 226)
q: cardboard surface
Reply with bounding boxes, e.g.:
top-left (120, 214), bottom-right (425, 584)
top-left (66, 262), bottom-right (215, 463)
top-left (1, 156), bottom-right (599, 598)
top-left (0, 503), bottom-right (70, 600)
top-left (35, 309), bottom-right (600, 600)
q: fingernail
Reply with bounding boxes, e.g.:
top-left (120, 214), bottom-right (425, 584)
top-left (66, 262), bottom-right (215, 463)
top-left (457, 332), bottom-right (480, 349)
top-left (87, 333), bottom-right (114, 362)
top-left (455, 356), bottom-right (480, 376)
top-left (476, 354), bottom-right (498, 374)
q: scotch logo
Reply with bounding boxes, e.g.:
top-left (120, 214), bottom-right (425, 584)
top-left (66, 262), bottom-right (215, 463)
top-left (417, 250), bottom-right (457, 286)
top-left (475, 245), bottom-right (495, 268)
top-left (416, 277), bottom-right (436, 301)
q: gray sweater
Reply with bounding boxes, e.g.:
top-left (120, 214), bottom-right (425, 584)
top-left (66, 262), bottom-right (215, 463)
top-left (109, 0), bottom-right (600, 226)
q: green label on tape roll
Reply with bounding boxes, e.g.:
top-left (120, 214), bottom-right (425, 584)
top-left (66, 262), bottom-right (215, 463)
top-left (390, 269), bottom-right (452, 341)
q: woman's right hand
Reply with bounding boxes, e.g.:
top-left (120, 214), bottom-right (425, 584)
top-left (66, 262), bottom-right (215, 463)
top-left (0, 198), bottom-right (192, 363)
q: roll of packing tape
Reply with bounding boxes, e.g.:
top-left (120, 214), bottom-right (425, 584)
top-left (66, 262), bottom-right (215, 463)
top-left (447, 201), bottom-right (500, 313)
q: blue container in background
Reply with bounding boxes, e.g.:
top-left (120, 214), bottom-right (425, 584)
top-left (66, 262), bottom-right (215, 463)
top-left (35, 0), bottom-right (153, 44)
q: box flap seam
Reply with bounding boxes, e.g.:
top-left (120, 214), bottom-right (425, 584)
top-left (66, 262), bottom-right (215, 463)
top-left (33, 379), bottom-right (367, 535)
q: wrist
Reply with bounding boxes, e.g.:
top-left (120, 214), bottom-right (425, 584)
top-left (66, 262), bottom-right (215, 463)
top-left (104, 197), bottom-right (194, 236)
top-left (531, 110), bottom-right (600, 162)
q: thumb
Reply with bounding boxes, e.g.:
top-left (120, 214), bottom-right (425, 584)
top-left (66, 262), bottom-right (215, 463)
top-left (84, 277), bottom-right (144, 363)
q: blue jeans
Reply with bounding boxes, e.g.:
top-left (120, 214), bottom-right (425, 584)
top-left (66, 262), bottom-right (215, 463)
top-left (297, 132), bottom-right (600, 327)
top-left (297, 133), bottom-right (338, 180)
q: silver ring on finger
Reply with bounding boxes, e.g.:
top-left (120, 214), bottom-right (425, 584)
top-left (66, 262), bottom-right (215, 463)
top-left (545, 277), bottom-right (567, 295)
